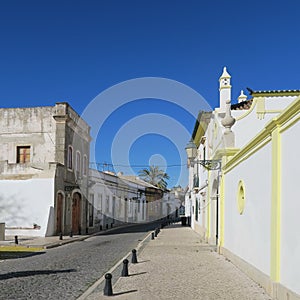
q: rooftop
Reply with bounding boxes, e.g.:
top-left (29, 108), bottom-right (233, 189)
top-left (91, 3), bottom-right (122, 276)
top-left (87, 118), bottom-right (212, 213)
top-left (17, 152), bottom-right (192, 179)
top-left (246, 88), bottom-right (300, 96)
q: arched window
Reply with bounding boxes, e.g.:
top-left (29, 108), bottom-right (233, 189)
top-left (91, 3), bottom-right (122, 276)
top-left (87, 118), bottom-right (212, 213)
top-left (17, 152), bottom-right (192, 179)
top-left (76, 151), bottom-right (81, 178)
top-left (67, 146), bottom-right (73, 170)
top-left (83, 155), bottom-right (88, 176)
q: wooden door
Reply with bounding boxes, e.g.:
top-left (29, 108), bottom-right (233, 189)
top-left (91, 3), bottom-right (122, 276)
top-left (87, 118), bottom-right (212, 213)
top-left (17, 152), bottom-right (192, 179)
top-left (72, 192), bottom-right (81, 234)
top-left (56, 193), bottom-right (63, 234)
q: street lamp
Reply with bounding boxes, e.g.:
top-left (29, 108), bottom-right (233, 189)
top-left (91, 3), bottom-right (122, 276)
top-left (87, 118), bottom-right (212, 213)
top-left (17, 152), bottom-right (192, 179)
top-left (185, 140), bottom-right (221, 171)
top-left (185, 139), bottom-right (197, 165)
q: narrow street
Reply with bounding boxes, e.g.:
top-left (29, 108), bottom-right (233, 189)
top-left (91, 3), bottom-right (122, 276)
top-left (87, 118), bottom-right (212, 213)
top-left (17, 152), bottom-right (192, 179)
top-left (0, 222), bottom-right (160, 300)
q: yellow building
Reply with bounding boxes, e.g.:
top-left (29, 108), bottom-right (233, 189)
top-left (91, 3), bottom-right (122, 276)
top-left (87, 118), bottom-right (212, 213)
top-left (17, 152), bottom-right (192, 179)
top-left (185, 68), bottom-right (300, 300)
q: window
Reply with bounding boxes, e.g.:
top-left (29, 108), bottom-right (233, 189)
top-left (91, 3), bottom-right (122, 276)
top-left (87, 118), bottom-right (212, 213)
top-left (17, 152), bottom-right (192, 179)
top-left (83, 155), bottom-right (88, 176)
top-left (138, 200), bottom-right (141, 213)
top-left (89, 194), bottom-right (94, 227)
top-left (67, 146), bottom-right (73, 169)
top-left (98, 193), bottom-right (102, 211)
top-left (76, 151), bottom-right (81, 178)
top-left (17, 146), bottom-right (30, 163)
top-left (106, 195), bottom-right (110, 213)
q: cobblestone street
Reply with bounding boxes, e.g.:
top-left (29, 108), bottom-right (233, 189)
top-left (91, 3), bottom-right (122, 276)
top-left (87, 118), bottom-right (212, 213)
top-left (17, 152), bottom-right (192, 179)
top-left (0, 223), bottom-right (159, 300)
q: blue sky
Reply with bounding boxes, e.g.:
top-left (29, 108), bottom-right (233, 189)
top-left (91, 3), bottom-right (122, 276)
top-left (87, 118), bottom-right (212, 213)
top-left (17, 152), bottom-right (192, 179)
top-left (0, 1), bottom-right (299, 187)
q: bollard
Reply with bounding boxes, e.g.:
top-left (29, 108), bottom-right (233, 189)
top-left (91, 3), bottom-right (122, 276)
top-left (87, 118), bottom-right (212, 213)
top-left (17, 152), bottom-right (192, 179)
top-left (131, 249), bottom-right (138, 264)
top-left (59, 232), bottom-right (63, 240)
top-left (106, 224), bottom-right (108, 230)
top-left (155, 229), bottom-right (158, 237)
top-left (121, 259), bottom-right (129, 277)
top-left (14, 235), bottom-right (18, 245)
top-left (151, 232), bottom-right (155, 240)
top-left (100, 225), bottom-right (102, 231)
top-left (103, 273), bottom-right (113, 296)
top-left (69, 231), bottom-right (73, 238)
top-left (111, 223), bottom-right (113, 228)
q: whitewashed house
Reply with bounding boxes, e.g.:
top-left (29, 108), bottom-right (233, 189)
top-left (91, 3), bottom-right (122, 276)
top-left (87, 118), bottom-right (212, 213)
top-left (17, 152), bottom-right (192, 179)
top-left (0, 102), bottom-right (91, 236)
top-left (185, 67), bottom-right (300, 300)
top-left (89, 169), bottom-right (175, 226)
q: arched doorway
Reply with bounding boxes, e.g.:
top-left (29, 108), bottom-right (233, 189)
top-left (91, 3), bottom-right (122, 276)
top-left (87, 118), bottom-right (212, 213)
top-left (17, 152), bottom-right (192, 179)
top-left (72, 192), bottom-right (82, 234)
top-left (56, 192), bottom-right (64, 234)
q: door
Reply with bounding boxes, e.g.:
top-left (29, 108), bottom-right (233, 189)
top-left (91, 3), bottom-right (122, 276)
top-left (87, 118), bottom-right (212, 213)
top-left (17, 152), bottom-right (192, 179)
top-left (56, 193), bottom-right (63, 234)
top-left (72, 192), bottom-right (81, 234)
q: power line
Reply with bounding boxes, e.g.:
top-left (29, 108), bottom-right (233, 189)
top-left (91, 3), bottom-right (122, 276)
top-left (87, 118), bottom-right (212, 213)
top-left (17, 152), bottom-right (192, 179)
top-left (90, 162), bottom-right (187, 169)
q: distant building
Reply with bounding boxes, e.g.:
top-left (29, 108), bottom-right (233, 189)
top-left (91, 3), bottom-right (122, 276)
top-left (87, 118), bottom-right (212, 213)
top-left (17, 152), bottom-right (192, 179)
top-left (185, 67), bottom-right (300, 299)
top-left (89, 169), bottom-right (177, 225)
top-left (0, 103), bottom-right (91, 236)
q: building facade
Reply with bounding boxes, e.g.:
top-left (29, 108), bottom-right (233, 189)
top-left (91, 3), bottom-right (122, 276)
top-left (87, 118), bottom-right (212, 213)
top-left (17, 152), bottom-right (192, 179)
top-left (0, 102), bottom-right (91, 236)
top-left (89, 169), bottom-right (178, 226)
top-left (186, 68), bottom-right (300, 300)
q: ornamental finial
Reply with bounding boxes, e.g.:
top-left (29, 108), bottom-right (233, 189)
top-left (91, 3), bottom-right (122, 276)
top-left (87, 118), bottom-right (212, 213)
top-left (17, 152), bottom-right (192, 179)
top-left (221, 99), bottom-right (236, 132)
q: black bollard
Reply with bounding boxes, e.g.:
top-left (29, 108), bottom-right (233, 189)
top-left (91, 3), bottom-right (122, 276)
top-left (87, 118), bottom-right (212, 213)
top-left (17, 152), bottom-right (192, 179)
top-left (131, 249), bottom-right (138, 264)
top-left (100, 225), bottom-right (102, 231)
top-left (69, 231), bottom-right (73, 238)
top-left (155, 229), bottom-right (158, 237)
top-left (111, 223), bottom-right (113, 228)
top-left (151, 232), bottom-right (155, 240)
top-left (121, 259), bottom-right (129, 277)
top-left (106, 224), bottom-right (108, 230)
top-left (14, 235), bottom-right (18, 245)
top-left (59, 232), bottom-right (63, 240)
top-left (103, 273), bottom-right (113, 296)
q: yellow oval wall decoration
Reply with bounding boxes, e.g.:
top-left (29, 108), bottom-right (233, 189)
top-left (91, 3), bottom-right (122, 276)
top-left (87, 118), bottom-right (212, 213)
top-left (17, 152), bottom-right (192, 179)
top-left (237, 180), bottom-right (246, 214)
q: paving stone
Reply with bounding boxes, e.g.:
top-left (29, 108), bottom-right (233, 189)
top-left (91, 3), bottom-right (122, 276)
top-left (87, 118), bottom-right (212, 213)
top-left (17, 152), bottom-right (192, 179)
top-left (87, 225), bottom-right (272, 300)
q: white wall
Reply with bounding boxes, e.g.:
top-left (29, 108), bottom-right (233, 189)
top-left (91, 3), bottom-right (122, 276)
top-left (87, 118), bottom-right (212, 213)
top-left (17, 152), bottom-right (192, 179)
top-left (231, 95), bottom-right (297, 151)
top-left (224, 142), bottom-right (272, 276)
top-left (0, 107), bottom-right (56, 164)
top-left (280, 120), bottom-right (300, 294)
top-left (232, 110), bottom-right (274, 150)
top-left (0, 178), bottom-right (55, 237)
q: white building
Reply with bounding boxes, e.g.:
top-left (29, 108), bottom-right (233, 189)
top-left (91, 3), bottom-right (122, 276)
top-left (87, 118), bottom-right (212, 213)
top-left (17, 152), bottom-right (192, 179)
top-left (88, 169), bottom-right (148, 228)
top-left (0, 103), bottom-right (91, 236)
top-left (89, 169), bottom-right (178, 226)
top-left (185, 68), bottom-right (300, 300)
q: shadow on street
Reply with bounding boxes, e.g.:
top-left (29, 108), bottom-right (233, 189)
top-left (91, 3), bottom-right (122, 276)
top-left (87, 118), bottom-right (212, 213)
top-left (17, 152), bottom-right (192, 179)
top-left (0, 268), bottom-right (77, 280)
top-left (0, 250), bottom-right (46, 260)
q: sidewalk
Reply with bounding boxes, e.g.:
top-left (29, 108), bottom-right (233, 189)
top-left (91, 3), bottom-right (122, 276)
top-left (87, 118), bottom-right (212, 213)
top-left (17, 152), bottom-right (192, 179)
top-left (86, 224), bottom-right (272, 300)
top-left (0, 224), bottom-right (129, 250)
top-left (0, 234), bottom-right (90, 249)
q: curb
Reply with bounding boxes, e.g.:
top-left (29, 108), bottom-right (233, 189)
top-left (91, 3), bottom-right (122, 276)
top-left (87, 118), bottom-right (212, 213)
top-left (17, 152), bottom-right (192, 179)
top-left (77, 230), bottom-right (153, 300)
top-left (44, 222), bottom-right (142, 249)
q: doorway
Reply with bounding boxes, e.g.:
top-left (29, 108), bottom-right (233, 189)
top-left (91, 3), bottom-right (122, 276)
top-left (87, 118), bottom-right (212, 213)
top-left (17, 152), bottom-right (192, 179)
top-left (56, 192), bottom-right (64, 234)
top-left (72, 192), bottom-right (82, 234)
